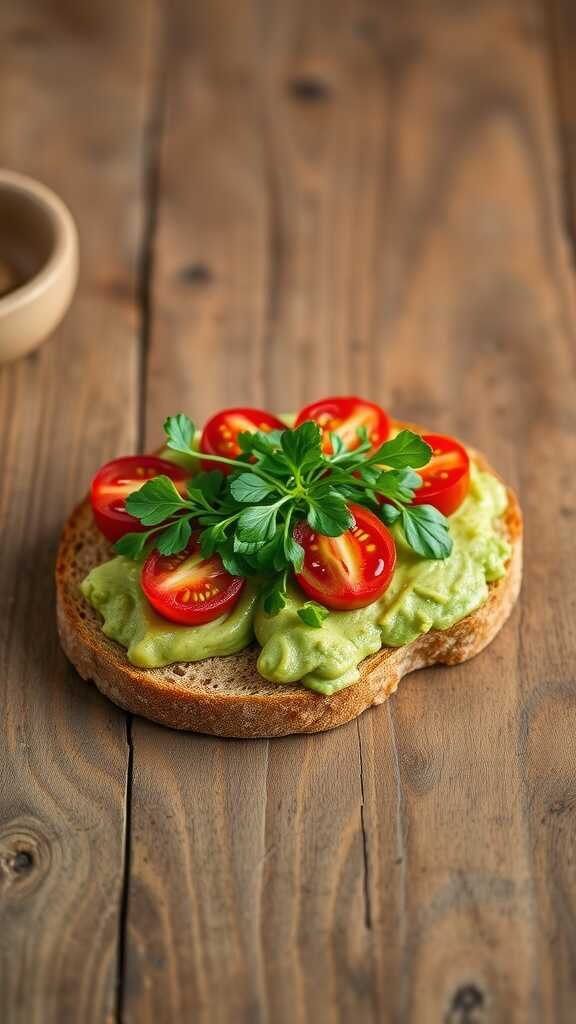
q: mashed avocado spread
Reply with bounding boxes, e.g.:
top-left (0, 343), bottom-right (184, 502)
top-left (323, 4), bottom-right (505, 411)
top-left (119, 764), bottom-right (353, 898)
top-left (81, 463), bottom-right (510, 695)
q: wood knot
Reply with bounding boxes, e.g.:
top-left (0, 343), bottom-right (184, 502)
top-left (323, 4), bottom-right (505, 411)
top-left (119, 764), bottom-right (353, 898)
top-left (178, 263), bottom-right (214, 286)
top-left (11, 850), bottom-right (34, 874)
top-left (446, 983), bottom-right (485, 1023)
top-left (401, 745), bottom-right (441, 795)
top-left (102, 275), bottom-right (134, 306)
top-left (288, 77), bottom-right (330, 102)
top-left (0, 823), bottom-right (51, 899)
top-left (353, 17), bottom-right (378, 39)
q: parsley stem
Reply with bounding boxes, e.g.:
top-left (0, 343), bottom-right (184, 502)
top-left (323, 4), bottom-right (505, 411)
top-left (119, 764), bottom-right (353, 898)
top-left (173, 444), bottom-right (292, 495)
top-left (283, 506), bottom-right (293, 548)
top-left (216, 512), bottom-right (242, 530)
top-left (328, 442), bottom-right (372, 464)
top-left (254, 470), bottom-right (291, 494)
top-left (170, 446), bottom-right (247, 470)
top-left (269, 494), bottom-right (292, 514)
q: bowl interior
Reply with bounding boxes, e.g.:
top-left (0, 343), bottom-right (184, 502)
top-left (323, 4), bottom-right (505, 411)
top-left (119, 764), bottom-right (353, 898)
top-left (0, 186), bottom-right (56, 297)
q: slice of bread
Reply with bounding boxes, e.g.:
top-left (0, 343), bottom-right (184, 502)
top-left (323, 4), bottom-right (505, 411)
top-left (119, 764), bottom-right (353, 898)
top-left (56, 430), bottom-right (522, 738)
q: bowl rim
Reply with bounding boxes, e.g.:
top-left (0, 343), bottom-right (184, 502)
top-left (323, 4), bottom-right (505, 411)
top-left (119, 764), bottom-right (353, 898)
top-left (0, 169), bottom-right (78, 316)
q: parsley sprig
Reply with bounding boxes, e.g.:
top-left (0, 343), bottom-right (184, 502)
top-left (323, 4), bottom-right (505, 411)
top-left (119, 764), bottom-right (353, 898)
top-left (115, 413), bottom-right (453, 618)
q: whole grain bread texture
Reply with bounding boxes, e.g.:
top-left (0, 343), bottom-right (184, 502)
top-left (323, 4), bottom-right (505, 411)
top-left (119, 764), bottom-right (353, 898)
top-left (56, 428), bottom-right (522, 738)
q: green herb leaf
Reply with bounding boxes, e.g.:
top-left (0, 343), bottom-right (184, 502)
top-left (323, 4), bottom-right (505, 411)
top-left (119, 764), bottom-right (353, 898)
top-left (252, 532), bottom-right (285, 570)
top-left (193, 471), bottom-right (226, 504)
top-left (306, 488), bottom-right (355, 536)
top-left (233, 534), bottom-right (265, 555)
top-left (237, 429), bottom-right (284, 455)
top-left (329, 431), bottom-right (345, 455)
top-left (398, 468), bottom-right (423, 490)
top-left (401, 504), bottom-right (452, 559)
top-left (164, 413), bottom-right (196, 455)
top-left (230, 473), bottom-right (277, 503)
top-left (379, 504), bottom-right (401, 526)
top-left (236, 503), bottom-right (279, 542)
top-left (369, 430), bottom-right (432, 469)
top-left (218, 538), bottom-right (252, 577)
top-left (155, 517), bottom-right (192, 555)
top-left (254, 453), bottom-right (295, 479)
top-left (375, 467), bottom-right (423, 504)
top-left (297, 602), bottom-right (329, 628)
top-left (261, 575), bottom-right (288, 615)
top-left (354, 464), bottom-right (380, 486)
top-left (281, 420), bottom-right (322, 469)
top-left (199, 520), bottom-right (230, 557)
top-left (264, 590), bottom-right (286, 615)
top-left (114, 530), bottom-right (155, 559)
top-left (125, 475), bottom-right (188, 525)
top-left (284, 532), bottom-right (305, 572)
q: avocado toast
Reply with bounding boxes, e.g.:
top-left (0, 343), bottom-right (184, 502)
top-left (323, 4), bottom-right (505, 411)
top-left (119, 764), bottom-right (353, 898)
top-left (56, 402), bottom-right (522, 738)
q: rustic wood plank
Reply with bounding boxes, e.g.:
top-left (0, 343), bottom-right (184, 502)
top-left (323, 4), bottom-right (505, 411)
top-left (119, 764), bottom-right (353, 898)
top-left (123, 728), bottom-right (269, 1019)
top-left (124, 0), bottom-right (576, 1022)
top-left (358, 1), bottom-right (576, 1020)
top-left (260, 726), bottom-right (373, 1022)
top-left (125, 2), bottom-right (377, 1021)
top-left (547, 0), bottom-right (576, 246)
top-left (532, 3), bottom-right (576, 1019)
top-left (0, 2), bottom-right (154, 1021)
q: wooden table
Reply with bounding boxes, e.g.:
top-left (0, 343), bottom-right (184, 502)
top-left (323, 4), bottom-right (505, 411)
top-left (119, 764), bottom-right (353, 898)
top-left (2, 2), bottom-right (575, 1021)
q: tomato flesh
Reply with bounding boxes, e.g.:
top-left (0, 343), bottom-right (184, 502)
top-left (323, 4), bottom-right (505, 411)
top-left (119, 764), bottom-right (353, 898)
top-left (412, 434), bottom-right (470, 516)
top-left (294, 396), bottom-right (391, 455)
top-left (293, 504), bottom-right (396, 610)
top-left (141, 535), bottom-right (245, 625)
top-left (200, 407), bottom-right (285, 473)
top-left (91, 456), bottom-right (188, 543)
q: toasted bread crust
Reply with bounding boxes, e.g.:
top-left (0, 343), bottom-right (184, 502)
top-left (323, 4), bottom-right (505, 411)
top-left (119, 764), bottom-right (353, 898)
top-left (56, 432), bottom-right (522, 737)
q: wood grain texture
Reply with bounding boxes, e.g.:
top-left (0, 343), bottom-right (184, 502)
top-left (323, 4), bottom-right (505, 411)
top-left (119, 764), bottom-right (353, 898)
top-left (125, 1), bottom-right (380, 1020)
top-left (124, 1), bottom-right (576, 1022)
top-left (2, 0), bottom-right (576, 1020)
top-left (356, 1), bottom-right (576, 1019)
top-left (0, 2), bottom-right (154, 1021)
top-left (547, 0), bottom-right (576, 247)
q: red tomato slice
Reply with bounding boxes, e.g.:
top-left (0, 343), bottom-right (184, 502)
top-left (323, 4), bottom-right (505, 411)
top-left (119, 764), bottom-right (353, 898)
top-left (294, 396), bottom-right (391, 455)
top-left (412, 434), bottom-right (470, 516)
top-left (91, 456), bottom-right (188, 543)
top-left (293, 504), bottom-right (396, 611)
top-left (141, 535), bottom-right (245, 625)
top-left (200, 407), bottom-right (285, 473)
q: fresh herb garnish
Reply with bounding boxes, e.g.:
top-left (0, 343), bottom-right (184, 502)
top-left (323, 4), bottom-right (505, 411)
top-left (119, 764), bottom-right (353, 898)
top-left (116, 413), bottom-right (453, 612)
top-left (400, 504), bottom-right (453, 560)
top-left (297, 602), bottom-right (330, 628)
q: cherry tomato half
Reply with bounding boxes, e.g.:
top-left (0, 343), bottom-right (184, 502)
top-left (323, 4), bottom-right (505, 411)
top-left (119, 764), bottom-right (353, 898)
top-left (200, 407), bottom-right (285, 473)
top-left (141, 535), bottom-right (245, 625)
top-left (91, 456), bottom-right (188, 543)
top-left (294, 396), bottom-right (391, 455)
top-left (293, 504), bottom-right (396, 611)
top-left (412, 434), bottom-right (470, 516)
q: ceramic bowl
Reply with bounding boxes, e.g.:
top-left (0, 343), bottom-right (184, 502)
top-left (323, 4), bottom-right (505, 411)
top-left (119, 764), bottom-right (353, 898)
top-left (0, 169), bottom-right (78, 364)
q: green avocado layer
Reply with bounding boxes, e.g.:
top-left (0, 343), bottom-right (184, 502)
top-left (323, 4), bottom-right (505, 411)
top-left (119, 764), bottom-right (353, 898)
top-left (81, 559), bottom-right (259, 668)
top-left (80, 464), bottom-right (510, 694)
